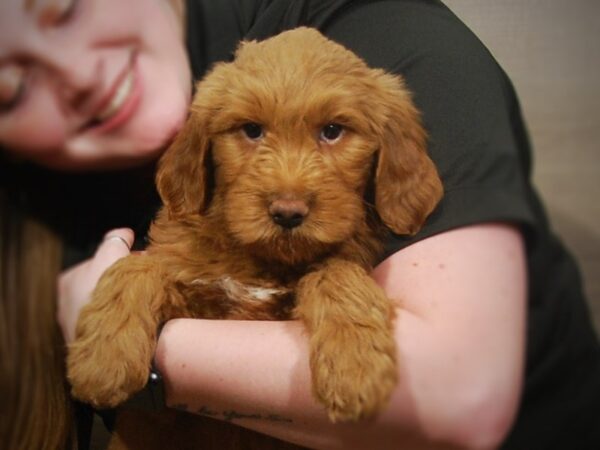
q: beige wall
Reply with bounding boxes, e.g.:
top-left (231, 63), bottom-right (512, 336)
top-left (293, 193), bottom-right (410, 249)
top-left (443, 0), bottom-right (600, 332)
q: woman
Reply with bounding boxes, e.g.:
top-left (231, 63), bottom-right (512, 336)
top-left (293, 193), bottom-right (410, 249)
top-left (1, 0), bottom-right (599, 449)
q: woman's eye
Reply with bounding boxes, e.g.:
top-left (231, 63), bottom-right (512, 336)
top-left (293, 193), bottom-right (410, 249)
top-left (241, 122), bottom-right (264, 141)
top-left (57, 0), bottom-right (80, 23)
top-left (36, 0), bottom-right (80, 25)
top-left (0, 66), bottom-right (26, 114)
top-left (320, 123), bottom-right (344, 144)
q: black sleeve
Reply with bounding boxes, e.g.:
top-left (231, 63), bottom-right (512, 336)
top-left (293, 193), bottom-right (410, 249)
top-left (321, 0), bottom-right (537, 258)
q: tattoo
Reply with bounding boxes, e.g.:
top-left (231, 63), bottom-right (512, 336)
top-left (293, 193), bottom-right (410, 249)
top-left (197, 405), bottom-right (219, 417)
top-left (265, 414), bottom-right (293, 423)
top-left (193, 405), bottom-right (293, 424)
top-left (223, 410), bottom-right (262, 422)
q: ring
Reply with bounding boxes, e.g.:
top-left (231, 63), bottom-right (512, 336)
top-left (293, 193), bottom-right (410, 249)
top-left (103, 235), bottom-right (132, 250)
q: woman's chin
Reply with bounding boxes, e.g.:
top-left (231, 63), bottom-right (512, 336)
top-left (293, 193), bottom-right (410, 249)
top-left (58, 112), bottom-right (186, 171)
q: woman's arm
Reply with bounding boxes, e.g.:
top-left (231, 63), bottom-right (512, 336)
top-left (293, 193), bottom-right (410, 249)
top-left (154, 223), bottom-right (526, 449)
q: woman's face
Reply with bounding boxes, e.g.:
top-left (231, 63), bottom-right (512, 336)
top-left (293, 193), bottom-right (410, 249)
top-left (0, 0), bottom-right (191, 170)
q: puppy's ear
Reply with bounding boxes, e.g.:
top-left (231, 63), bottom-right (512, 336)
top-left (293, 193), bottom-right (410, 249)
top-left (374, 74), bottom-right (443, 235)
top-left (155, 110), bottom-right (211, 219)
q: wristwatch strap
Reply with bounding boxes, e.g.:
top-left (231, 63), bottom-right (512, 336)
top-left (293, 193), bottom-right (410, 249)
top-left (121, 361), bottom-right (166, 412)
top-left (120, 323), bottom-right (166, 412)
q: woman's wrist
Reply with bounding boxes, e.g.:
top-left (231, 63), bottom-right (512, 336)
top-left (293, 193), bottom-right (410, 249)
top-left (153, 318), bottom-right (314, 412)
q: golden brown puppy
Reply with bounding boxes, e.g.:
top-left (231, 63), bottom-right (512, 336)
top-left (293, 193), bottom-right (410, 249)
top-left (67, 26), bottom-right (442, 439)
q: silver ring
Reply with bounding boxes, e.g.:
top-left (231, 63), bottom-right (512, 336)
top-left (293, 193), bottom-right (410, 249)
top-left (103, 235), bottom-right (132, 250)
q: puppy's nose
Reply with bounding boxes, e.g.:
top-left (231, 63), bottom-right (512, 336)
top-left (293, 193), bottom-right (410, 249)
top-left (269, 199), bottom-right (309, 229)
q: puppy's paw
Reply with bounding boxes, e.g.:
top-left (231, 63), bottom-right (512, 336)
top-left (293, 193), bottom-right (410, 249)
top-left (67, 330), bottom-right (152, 408)
top-left (66, 295), bottom-right (156, 409)
top-left (311, 328), bottom-right (397, 422)
top-left (66, 255), bottom-right (162, 408)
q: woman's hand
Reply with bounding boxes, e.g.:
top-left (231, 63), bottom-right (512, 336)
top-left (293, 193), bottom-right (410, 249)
top-left (57, 228), bottom-right (134, 345)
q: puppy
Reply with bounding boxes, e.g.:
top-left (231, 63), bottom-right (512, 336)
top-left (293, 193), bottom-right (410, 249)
top-left (67, 26), bottom-right (442, 439)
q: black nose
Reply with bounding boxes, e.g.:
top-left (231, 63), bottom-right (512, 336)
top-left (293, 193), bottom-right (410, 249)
top-left (272, 211), bottom-right (305, 229)
top-left (269, 199), bottom-right (308, 229)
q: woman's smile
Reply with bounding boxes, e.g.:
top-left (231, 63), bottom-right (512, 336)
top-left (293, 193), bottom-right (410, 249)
top-left (86, 52), bottom-right (143, 134)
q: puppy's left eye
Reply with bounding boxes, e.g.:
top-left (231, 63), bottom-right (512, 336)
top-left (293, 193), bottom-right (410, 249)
top-left (242, 122), bottom-right (264, 141)
top-left (319, 123), bottom-right (344, 144)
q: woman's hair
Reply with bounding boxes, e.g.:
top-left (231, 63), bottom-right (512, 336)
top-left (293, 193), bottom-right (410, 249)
top-left (0, 162), bottom-right (75, 449)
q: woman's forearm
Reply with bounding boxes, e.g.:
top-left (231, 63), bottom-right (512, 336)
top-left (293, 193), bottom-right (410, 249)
top-left (155, 315), bottom-right (455, 450)
top-left (154, 225), bottom-right (525, 450)
top-left (155, 309), bottom-right (512, 450)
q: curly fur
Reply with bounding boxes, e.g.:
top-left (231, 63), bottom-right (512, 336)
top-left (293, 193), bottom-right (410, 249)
top-left (67, 28), bottom-right (442, 448)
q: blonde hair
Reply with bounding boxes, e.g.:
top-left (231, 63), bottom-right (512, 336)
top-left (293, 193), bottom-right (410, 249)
top-left (0, 186), bottom-right (75, 450)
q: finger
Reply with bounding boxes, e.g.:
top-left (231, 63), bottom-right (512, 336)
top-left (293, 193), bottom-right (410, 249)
top-left (102, 227), bottom-right (134, 248)
top-left (92, 228), bottom-right (135, 273)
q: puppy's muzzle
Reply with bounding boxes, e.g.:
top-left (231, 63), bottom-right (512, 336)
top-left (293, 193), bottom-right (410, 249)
top-left (269, 198), bottom-right (309, 229)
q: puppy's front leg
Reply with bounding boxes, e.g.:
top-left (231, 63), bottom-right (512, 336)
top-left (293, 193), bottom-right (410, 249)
top-left (295, 259), bottom-right (398, 422)
top-left (67, 254), bottom-right (172, 409)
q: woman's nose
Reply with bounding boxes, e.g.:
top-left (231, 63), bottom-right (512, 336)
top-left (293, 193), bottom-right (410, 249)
top-left (49, 52), bottom-right (103, 113)
top-left (28, 35), bottom-right (104, 115)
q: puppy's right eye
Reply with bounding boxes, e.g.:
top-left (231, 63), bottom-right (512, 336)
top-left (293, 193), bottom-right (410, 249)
top-left (241, 123), bottom-right (264, 141)
top-left (319, 123), bottom-right (344, 144)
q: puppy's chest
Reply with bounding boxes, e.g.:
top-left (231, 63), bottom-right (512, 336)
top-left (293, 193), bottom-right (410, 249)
top-left (178, 271), bottom-right (299, 321)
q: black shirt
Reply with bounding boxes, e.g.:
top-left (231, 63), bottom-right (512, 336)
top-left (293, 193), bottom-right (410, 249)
top-left (184, 0), bottom-right (600, 448)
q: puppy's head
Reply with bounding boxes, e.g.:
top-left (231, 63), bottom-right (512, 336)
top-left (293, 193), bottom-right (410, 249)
top-left (157, 28), bottom-right (442, 265)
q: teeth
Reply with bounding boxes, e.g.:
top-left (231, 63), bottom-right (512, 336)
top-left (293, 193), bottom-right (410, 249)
top-left (96, 70), bottom-right (134, 122)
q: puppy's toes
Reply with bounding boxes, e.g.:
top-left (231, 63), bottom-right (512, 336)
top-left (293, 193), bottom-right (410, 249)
top-left (311, 329), bottom-right (397, 422)
top-left (67, 332), bottom-right (152, 408)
